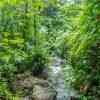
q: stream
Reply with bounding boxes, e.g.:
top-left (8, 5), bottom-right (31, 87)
top-left (49, 56), bottom-right (77, 100)
top-left (23, 56), bottom-right (77, 100)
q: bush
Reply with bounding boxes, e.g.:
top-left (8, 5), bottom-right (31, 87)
top-left (0, 64), bottom-right (17, 79)
top-left (31, 47), bottom-right (49, 76)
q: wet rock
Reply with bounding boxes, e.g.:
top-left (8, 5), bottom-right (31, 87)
top-left (32, 66), bottom-right (44, 76)
top-left (34, 68), bottom-right (49, 80)
top-left (32, 85), bottom-right (57, 100)
top-left (70, 96), bottom-right (79, 100)
top-left (13, 71), bottom-right (57, 100)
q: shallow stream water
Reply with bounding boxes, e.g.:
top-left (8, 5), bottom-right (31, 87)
top-left (23, 56), bottom-right (77, 100)
top-left (49, 56), bottom-right (77, 100)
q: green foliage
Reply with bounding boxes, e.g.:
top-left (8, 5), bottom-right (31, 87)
top-left (0, 0), bottom-right (50, 73)
top-left (0, 0), bottom-right (52, 98)
top-left (0, 81), bottom-right (19, 100)
top-left (0, 64), bottom-right (16, 79)
top-left (0, 0), bottom-right (99, 99)
top-left (65, 0), bottom-right (100, 99)
top-left (31, 47), bottom-right (49, 75)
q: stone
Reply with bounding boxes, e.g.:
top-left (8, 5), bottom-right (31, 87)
top-left (13, 71), bottom-right (57, 100)
top-left (32, 85), bottom-right (57, 100)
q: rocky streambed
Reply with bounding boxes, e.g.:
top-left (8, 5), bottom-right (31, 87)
top-left (13, 72), bottom-right (56, 100)
top-left (12, 56), bottom-right (77, 100)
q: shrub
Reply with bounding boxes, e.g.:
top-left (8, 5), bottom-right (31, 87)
top-left (0, 64), bottom-right (16, 79)
top-left (31, 47), bottom-right (49, 76)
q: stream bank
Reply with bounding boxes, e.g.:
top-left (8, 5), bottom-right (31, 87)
top-left (13, 71), bottom-right (57, 100)
top-left (11, 56), bottom-right (78, 100)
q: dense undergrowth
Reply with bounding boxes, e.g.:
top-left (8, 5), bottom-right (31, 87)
top-left (65, 0), bottom-right (100, 99)
top-left (0, 0), bottom-right (50, 99)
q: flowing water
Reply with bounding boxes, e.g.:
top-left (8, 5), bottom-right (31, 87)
top-left (49, 56), bottom-right (77, 100)
top-left (23, 56), bottom-right (77, 100)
